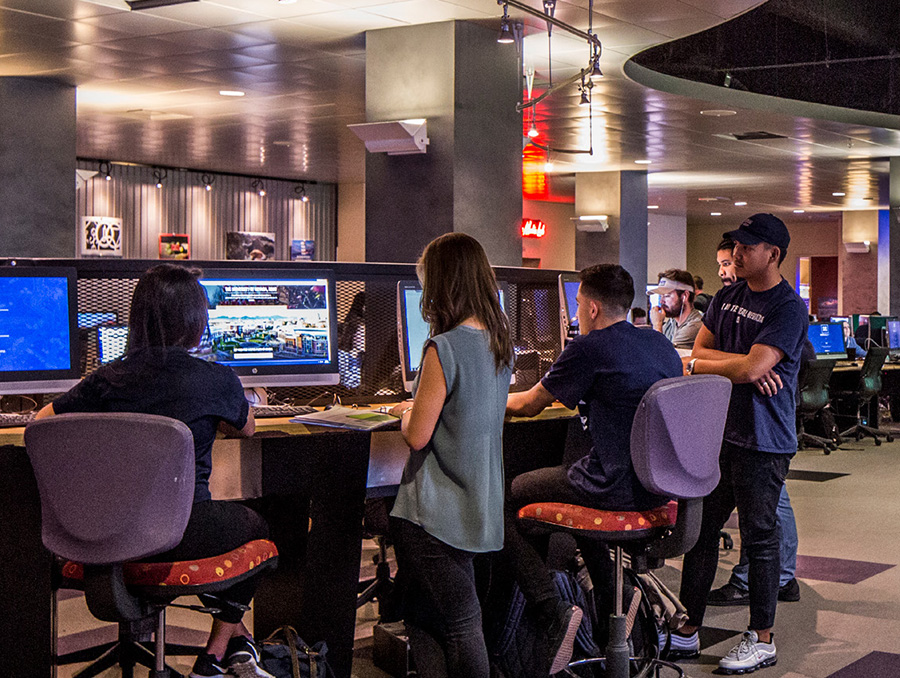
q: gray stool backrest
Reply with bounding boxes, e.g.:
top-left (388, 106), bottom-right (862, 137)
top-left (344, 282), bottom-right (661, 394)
top-left (630, 375), bottom-right (731, 499)
top-left (25, 412), bottom-right (195, 565)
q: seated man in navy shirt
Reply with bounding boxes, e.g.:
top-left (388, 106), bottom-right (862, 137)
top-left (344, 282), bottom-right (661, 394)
top-left (504, 263), bottom-right (683, 674)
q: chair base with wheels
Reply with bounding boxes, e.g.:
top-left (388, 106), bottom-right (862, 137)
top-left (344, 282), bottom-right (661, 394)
top-left (519, 500), bottom-right (691, 678)
top-left (56, 539), bottom-right (278, 678)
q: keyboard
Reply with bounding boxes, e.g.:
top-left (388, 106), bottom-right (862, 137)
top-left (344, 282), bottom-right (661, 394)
top-left (251, 404), bottom-right (318, 418)
top-left (0, 412), bottom-right (36, 428)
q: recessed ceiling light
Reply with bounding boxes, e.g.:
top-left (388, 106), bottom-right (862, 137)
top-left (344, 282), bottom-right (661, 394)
top-left (832, 192), bottom-right (846, 197)
top-left (700, 109), bottom-right (737, 117)
top-left (634, 159), bottom-right (652, 165)
top-left (734, 201), bottom-right (747, 206)
top-left (648, 205), bottom-right (659, 210)
top-left (219, 90), bottom-right (245, 97)
top-left (710, 212), bottom-right (722, 216)
top-left (793, 209), bottom-right (805, 213)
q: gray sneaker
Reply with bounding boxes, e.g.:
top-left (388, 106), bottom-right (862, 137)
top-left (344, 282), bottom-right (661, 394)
top-left (717, 631), bottom-right (776, 674)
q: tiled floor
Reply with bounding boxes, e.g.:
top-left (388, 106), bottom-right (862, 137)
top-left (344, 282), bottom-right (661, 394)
top-left (57, 428), bottom-right (900, 677)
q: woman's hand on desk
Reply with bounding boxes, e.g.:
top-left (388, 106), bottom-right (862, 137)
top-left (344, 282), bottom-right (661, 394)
top-left (389, 400), bottom-right (415, 418)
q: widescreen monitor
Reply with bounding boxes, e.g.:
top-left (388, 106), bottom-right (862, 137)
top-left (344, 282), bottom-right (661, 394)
top-left (397, 280), bottom-right (509, 393)
top-left (887, 320), bottom-right (900, 355)
top-left (98, 325), bottom-right (129, 364)
top-left (198, 269), bottom-right (339, 388)
top-left (0, 266), bottom-right (81, 395)
top-left (830, 316), bottom-right (849, 327)
top-left (558, 273), bottom-right (580, 347)
top-left (807, 321), bottom-right (847, 360)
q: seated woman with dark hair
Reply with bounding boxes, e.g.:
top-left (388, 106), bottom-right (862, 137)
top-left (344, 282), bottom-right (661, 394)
top-left (36, 264), bottom-right (274, 678)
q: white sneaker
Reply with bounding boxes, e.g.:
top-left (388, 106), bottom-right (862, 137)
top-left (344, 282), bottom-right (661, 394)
top-left (717, 630), bottom-right (777, 674)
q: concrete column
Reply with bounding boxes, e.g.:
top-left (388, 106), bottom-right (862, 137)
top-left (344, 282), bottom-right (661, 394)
top-left (884, 157), bottom-right (900, 316)
top-left (574, 171), bottom-right (648, 288)
top-left (363, 21), bottom-right (522, 266)
top-left (0, 78), bottom-right (76, 257)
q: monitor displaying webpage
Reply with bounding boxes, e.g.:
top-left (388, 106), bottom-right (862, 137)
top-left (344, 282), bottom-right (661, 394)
top-left (200, 276), bottom-right (333, 369)
top-left (0, 273), bottom-right (73, 374)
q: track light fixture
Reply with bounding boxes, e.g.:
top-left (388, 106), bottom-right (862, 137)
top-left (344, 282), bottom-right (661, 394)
top-left (527, 121), bottom-right (539, 138)
top-left (497, 3), bottom-right (515, 44)
top-left (251, 179), bottom-right (266, 197)
top-left (98, 161), bottom-right (111, 181)
top-left (589, 52), bottom-right (603, 81)
top-left (200, 173), bottom-right (215, 192)
top-left (153, 168), bottom-right (167, 189)
top-left (294, 184), bottom-right (310, 203)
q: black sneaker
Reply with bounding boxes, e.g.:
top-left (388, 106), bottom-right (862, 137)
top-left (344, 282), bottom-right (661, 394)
top-left (226, 636), bottom-right (276, 678)
top-left (190, 653), bottom-right (228, 678)
top-left (707, 582), bottom-right (750, 606)
top-left (777, 578), bottom-right (800, 602)
top-left (546, 602), bottom-right (583, 675)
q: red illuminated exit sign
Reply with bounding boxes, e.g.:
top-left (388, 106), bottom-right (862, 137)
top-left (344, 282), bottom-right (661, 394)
top-left (521, 219), bottom-right (546, 238)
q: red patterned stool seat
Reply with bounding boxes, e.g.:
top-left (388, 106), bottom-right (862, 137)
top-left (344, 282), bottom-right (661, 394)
top-left (517, 501), bottom-right (677, 542)
top-left (61, 538), bottom-right (278, 598)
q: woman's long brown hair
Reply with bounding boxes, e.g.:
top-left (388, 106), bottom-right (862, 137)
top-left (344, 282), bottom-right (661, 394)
top-left (417, 233), bottom-right (513, 372)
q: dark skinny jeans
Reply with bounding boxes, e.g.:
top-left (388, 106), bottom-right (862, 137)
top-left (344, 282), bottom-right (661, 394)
top-left (679, 443), bottom-right (792, 631)
top-left (390, 517), bottom-right (490, 678)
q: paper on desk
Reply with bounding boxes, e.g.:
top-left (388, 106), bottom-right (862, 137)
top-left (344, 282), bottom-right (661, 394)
top-left (289, 405), bottom-right (399, 431)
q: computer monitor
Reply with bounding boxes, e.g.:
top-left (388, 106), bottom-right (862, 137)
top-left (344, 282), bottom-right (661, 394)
top-left (199, 269), bottom-right (340, 388)
top-left (807, 322), bottom-right (847, 360)
top-left (397, 280), bottom-right (510, 393)
top-left (98, 325), bottom-right (129, 364)
top-left (887, 320), bottom-right (900, 356)
top-left (77, 312), bottom-right (117, 329)
top-left (558, 273), bottom-right (580, 347)
top-left (830, 316), bottom-right (849, 326)
top-left (0, 266), bottom-right (81, 395)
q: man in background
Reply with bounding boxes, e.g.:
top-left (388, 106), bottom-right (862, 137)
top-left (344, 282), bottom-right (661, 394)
top-left (649, 269), bottom-right (703, 350)
top-left (717, 238), bottom-right (738, 286)
top-left (693, 275), bottom-right (713, 313)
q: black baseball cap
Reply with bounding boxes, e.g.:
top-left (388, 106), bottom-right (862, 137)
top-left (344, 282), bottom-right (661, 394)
top-left (723, 213), bottom-right (790, 251)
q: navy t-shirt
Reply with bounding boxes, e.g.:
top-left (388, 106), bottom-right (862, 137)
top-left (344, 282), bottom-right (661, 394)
top-left (541, 321), bottom-right (683, 510)
top-left (53, 347), bottom-right (249, 503)
top-left (703, 279), bottom-right (808, 454)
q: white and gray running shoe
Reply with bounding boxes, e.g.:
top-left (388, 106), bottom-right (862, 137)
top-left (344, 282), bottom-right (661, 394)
top-left (717, 630), bottom-right (777, 675)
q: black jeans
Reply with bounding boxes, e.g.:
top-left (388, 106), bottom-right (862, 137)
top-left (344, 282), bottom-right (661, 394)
top-left (502, 465), bottom-right (615, 621)
top-left (147, 500), bottom-right (270, 624)
top-left (679, 443), bottom-right (792, 631)
top-left (390, 517), bottom-right (490, 678)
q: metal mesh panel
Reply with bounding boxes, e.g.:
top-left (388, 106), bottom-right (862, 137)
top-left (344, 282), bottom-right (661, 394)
top-left (40, 260), bottom-right (566, 405)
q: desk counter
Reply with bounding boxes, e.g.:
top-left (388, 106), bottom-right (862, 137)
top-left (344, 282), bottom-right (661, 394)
top-left (1, 404), bottom-right (576, 678)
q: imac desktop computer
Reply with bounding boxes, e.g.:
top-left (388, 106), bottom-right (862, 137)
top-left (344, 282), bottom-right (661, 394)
top-left (559, 273), bottom-right (580, 347)
top-left (807, 321), bottom-right (848, 360)
top-left (198, 269), bottom-right (340, 388)
top-left (397, 279), bottom-right (510, 394)
top-left (0, 267), bottom-right (81, 395)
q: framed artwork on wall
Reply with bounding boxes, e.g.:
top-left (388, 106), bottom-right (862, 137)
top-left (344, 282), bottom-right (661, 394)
top-left (81, 217), bottom-right (123, 257)
top-left (159, 233), bottom-right (190, 260)
top-left (290, 240), bottom-right (315, 261)
top-left (225, 231), bottom-right (276, 260)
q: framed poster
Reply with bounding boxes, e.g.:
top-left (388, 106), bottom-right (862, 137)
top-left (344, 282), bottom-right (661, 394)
top-left (225, 231), bottom-right (276, 261)
top-left (81, 217), bottom-right (123, 257)
top-left (159, 233), bottom-right (190, 260)
top-left (290, 239), bottom-right (316, 261)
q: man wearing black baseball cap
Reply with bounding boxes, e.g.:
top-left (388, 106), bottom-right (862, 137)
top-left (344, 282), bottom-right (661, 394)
top-left (672, 214), bottom-right (808, 674)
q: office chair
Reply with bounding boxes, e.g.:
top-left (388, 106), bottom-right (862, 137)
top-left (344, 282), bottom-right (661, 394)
top-left (25, 413), bottom-right (278, 678)
top-left (518, 375), bottom-right (731, 678)
top-left (835, 347), bottom-right (895, 445)
top-left (796, 359), bottom-right (838, 453)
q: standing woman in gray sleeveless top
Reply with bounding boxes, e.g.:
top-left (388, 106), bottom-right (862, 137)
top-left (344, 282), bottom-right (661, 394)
top-left (389, 233), bottom-right (514, 678)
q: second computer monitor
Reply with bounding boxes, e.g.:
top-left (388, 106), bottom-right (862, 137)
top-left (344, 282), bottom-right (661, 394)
top-left (887, 320), bottom-right (900, 356)
top-left (807, 322), bottom-right (847, 360)
top-left (558, 273), bottom-right (580, 347)
top-left (397, 280), bottom-right (509, 393)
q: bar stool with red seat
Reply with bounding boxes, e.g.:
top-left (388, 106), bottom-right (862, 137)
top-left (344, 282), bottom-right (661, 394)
top-left (518, 375), bottom-right (731, 678)
top-left (25, 412), bottom-right (279, 678)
